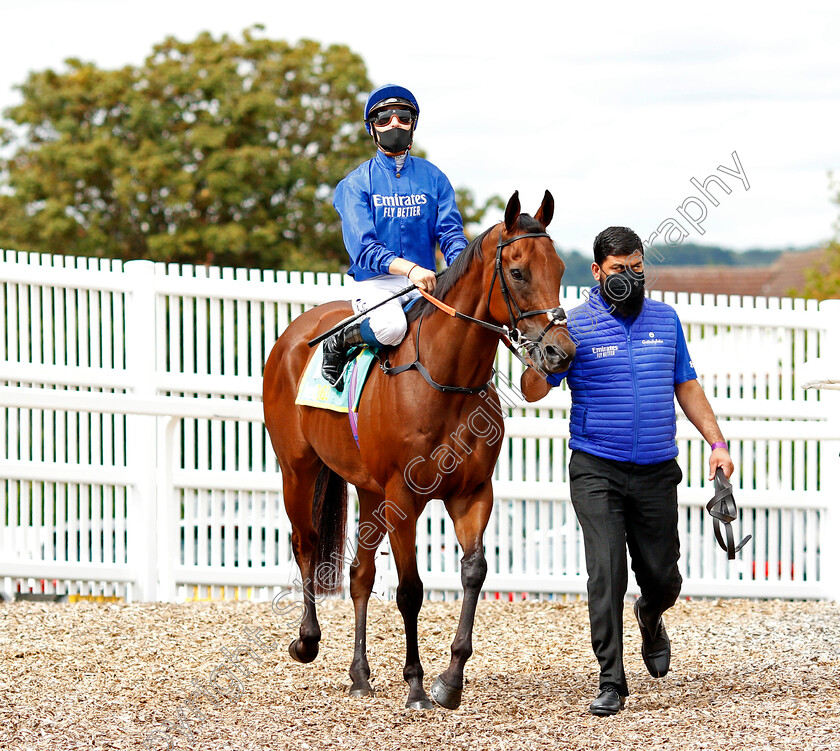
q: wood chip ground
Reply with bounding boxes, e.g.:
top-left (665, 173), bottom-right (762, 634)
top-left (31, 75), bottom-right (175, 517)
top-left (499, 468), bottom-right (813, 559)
top-left (1, 598), bottom-right (838, 750)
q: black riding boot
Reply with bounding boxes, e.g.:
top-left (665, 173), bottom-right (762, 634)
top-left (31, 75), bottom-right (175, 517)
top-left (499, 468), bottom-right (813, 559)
top-left (321, 322), bottom-right (365, 390)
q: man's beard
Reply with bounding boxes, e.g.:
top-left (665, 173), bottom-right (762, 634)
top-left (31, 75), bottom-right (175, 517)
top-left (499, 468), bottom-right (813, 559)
top-left (600, 269), bottom-right (645, 318)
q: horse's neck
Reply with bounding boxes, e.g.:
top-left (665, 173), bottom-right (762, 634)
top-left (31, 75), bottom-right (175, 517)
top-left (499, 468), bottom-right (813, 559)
top-left (408, 268), bottom-right (500, 388)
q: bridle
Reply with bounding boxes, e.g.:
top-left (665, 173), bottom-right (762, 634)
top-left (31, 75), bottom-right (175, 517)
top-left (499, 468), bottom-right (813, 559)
top-left (488, 230), bottom-right (567, 345)
top-left (379, 229), bottom-right (568, 394)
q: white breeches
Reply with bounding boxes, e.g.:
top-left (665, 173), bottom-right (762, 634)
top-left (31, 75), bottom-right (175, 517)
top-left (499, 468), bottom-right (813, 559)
top-left (347, 274), bottom-right (420, 346)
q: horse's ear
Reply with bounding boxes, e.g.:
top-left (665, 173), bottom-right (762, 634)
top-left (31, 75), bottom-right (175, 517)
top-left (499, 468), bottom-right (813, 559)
top-left (535, 190), bottom-right (554, 229)
top-left (504, 191), bottom-right (521, 233)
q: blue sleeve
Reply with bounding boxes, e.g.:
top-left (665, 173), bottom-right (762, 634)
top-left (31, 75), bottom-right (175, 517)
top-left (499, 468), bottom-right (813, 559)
top-left (433, 172), bottom-right (468, 265)
top-left (674, 313), bottom-right (697, 384)
top-left (546, 370), bottom-right (569, 387)
top-left (545, 307), bottom-right (588, 387)
top-left (333, 175), bottom-right (397, 276)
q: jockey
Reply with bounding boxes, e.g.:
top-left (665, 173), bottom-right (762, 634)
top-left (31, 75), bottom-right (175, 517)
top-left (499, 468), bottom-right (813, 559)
top-left (322, 84), bottom-right (469, 388)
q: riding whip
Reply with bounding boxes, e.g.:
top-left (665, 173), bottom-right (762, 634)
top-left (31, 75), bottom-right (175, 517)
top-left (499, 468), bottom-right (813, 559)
top-left (307, 270), bottom-right (445, 348)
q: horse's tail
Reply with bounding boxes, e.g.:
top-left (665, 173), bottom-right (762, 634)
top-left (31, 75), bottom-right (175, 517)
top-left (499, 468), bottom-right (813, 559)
top-left (311, 464), bottom-right (349, 596)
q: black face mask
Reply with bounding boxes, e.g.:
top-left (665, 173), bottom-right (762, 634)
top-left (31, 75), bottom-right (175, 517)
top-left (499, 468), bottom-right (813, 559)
top-left (600, 268), bottom-right (645, 318)
top-left (376, 126), bottom-right (412, 154)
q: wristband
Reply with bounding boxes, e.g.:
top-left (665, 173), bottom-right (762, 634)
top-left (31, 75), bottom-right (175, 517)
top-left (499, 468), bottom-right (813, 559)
top-left (710, 441), bottom-right (728, 451)
top-left (407, 263), bottom-right (418, 279)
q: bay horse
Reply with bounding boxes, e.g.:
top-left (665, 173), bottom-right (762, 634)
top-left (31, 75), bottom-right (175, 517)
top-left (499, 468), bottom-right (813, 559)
top-left (263, 190), bottom-right (576, 710)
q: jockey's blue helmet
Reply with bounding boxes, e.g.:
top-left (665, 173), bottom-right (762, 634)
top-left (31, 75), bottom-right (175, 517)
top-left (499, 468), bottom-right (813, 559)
top-left (364, 84), bottom-right (420, 134)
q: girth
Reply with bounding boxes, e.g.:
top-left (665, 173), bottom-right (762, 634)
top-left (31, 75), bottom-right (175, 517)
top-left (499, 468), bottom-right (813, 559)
top-left (377, 318), bottom-right (493, 395)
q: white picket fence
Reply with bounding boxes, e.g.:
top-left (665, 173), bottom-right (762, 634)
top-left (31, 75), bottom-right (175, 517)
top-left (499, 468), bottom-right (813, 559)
top-left (1, 249), bottom-right (839, 603)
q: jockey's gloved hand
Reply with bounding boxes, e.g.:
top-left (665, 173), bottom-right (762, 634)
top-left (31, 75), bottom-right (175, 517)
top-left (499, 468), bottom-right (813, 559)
top-left (408, 264), bottom-right (437, 293)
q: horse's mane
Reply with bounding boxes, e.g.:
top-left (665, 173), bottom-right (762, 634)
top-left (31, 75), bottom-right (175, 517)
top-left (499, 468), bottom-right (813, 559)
top-left (406, 214), bottom-right (547, 323)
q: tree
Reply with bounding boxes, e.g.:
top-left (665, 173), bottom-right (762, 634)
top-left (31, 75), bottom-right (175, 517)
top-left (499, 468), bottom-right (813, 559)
top-left (0, 28), bottom-right (497, 271)
top-left (1, 27), bottom-right (456, 271)
top-left (801, 240), bottom-right (840, 299)
top-left (801, 174), bottom-right (840, 299)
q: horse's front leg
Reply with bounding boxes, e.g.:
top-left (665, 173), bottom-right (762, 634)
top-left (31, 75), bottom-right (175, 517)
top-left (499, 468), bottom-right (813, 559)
top-left (347, 489), bottom-right (388, 697)
top-left (384, 495), bottom-right (432, 710)
top-left (432, 483), bottom-right (493, 709)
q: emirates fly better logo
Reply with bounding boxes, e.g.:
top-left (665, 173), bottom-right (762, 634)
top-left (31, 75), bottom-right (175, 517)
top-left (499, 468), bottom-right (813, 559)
top-left (372, 192), bottom-right (428, 218)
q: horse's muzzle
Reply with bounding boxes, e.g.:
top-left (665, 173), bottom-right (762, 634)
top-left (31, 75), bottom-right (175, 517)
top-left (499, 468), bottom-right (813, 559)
top-left (532, 326), bottom-right (576, 374)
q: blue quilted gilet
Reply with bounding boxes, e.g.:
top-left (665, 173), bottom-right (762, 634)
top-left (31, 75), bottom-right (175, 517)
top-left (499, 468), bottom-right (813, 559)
top-left (563, 289), bottom-right (686, 465)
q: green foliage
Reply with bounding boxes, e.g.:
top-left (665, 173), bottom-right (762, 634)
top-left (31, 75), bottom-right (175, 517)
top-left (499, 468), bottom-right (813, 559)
top-left (801, 239), bottom-right (840, 299)
top-left (455, 188), bottom-right (504, 235)
top-left (0, 27), bottom-right (498, 271)
top-left (800, 173), bottom-right (840, 300)
top-left (653, 243), bottom-right (787, 267)
top-left (560, 243), bottom-right (784, 287)
top-left (0, 28), bottom-right (373, 270)
top-left (555, 242), bottom-right (789, 289)
top-left (555, 248), bottom-right (594, 288)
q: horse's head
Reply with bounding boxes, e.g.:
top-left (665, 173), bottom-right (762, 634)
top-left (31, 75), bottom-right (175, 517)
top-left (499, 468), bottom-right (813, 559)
top-left (484, 191), bottom-right (576, 374)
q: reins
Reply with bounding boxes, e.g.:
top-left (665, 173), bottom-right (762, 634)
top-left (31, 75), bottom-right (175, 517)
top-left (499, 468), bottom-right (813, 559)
top-left (377, 229), bottom-right (568, 392)
top-left (414, 288), bottom-right (537, 371)
top-left (707, 468), bottom-right (752, 559)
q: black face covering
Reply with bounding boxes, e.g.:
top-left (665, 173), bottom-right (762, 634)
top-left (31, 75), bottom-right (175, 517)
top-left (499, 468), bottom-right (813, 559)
top-left (600, 268), bottom-right (645, 318)
top-left (376, 126), bottom-right (413, 154)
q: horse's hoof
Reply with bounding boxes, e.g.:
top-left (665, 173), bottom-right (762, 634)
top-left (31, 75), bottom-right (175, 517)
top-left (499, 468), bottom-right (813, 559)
top-left (405, 698), bottom-right (434, 711)
top-left (349, 686), bottom-right (375, 698)
top-left (431, 676), bottom-right (463, 710)
top-left (288, 639), bottom-right (317, 664)
top-left (288, 640), bottom-right (304, 662)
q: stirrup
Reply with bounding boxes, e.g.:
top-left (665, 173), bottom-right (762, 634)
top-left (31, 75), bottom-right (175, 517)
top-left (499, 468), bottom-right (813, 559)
top-left (321, 355), bottom-right (348, 390)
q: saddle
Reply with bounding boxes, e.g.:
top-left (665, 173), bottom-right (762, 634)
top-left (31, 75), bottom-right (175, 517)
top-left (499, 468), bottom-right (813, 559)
top-left (295, 344), bottom-right (377, 444)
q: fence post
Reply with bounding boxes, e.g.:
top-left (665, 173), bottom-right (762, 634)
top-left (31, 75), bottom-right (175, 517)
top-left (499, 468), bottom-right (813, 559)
top-left (156, 417), bottom-right (180, 603)
top-left (124, 260), bottom-right (159, 601)
top-left (817, 299), bottom-right (840, 602)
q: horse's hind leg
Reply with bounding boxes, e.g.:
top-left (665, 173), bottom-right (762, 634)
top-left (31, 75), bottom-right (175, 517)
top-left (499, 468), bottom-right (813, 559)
top-left (347, 489), bottom-right (388, 698)
top-left (282, 458), bottom-right (325, 664)
top-left (431, 484), bottom-right (493, 709)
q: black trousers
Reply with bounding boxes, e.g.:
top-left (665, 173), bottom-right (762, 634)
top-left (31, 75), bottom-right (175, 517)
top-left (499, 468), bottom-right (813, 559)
top-left (569, 450), bottom-right (683, 696)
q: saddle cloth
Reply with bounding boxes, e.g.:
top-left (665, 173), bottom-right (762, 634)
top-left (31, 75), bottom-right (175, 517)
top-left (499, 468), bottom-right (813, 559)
top-left (295, 343), bottom-right (377, 414)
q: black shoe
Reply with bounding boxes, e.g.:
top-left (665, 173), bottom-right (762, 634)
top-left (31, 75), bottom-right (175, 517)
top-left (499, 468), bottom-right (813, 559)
top-left (634, 599), bottom-right (671, 678)
top-left (321, 322), bottom-right (365, 390)
top-left (588, 686), bottom-right (625, 716)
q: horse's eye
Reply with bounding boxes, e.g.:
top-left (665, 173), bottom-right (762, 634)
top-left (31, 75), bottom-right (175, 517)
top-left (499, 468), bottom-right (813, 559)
top-left (510, 269), bottom-right (524, 281)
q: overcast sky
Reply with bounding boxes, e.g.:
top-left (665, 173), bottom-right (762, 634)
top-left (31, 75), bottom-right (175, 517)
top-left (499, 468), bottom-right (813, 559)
top-left (2, 0), bottom-right (838, 254)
